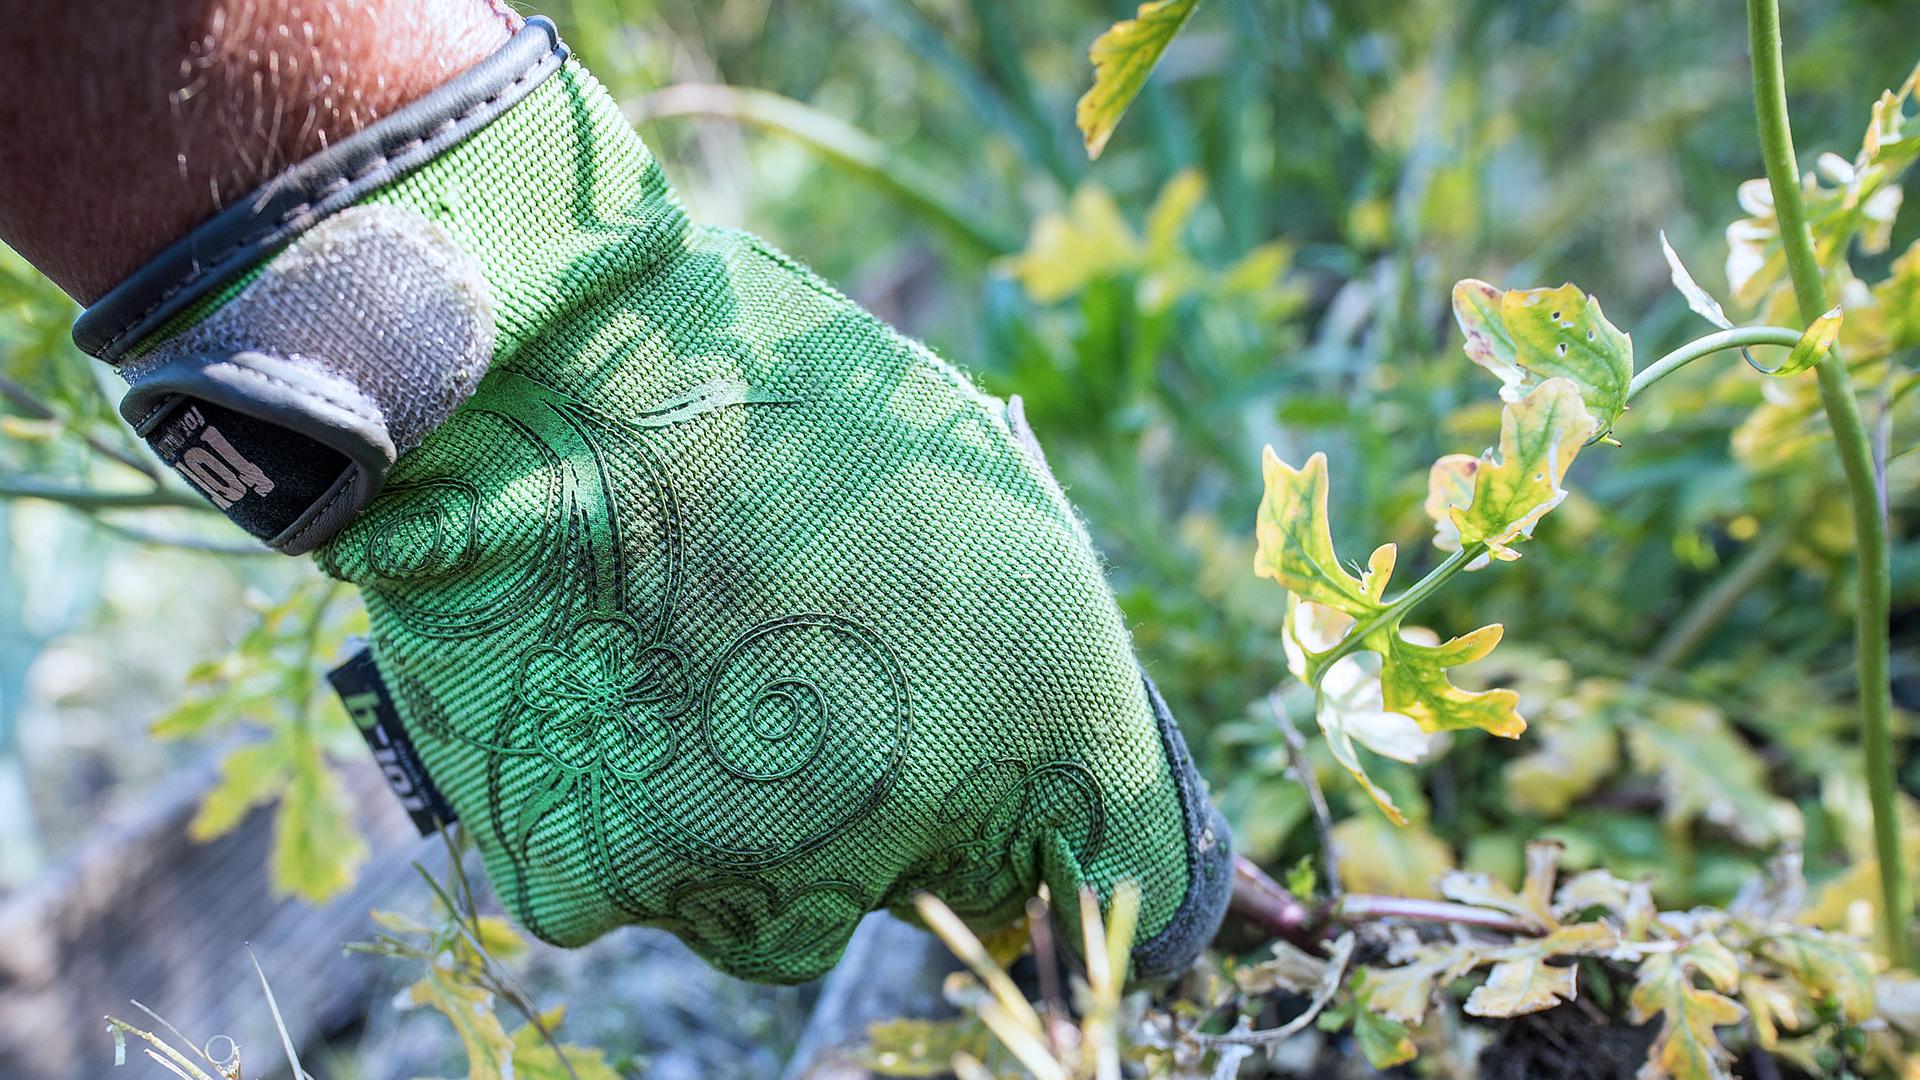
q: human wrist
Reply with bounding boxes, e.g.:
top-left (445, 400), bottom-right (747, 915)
top-left (70, 16), bottom-right (689, 553)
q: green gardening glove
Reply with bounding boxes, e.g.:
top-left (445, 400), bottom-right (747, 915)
top-left (73, 17), bottom-right (1231, 984)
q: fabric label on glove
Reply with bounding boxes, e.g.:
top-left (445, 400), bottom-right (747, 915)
top-left (145, 396), bottom-right (352, 539)
top-left (328, 646), bottom-right (457, 836)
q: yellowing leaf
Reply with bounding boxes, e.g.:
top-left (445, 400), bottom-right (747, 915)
top-left (1359, 943), bottom-right (1484, 1025)
top-left (1423, 454), bottom-right (1486, 563)
top-left (1379, 624), bottom-right (1521, 738)
top-left (1452, 280), bottom-right (1632, 434)
top-left (190, 737), bottom-right (295, 841)
top-left (1464, 921), bottom-right (1621, 1018)
top-left (1348, 996), bottom-right (1417, 1069)
top-left (1284, 600), bottom-right (1434, 824)
top-left (1504, 700), bottom-right (1619, 817)
top-left (401, 967), bottom-right (517, 1080)
top-left (1630, 938), bottom-right (1747, 1080)
top-left (1255, 449), bottom-right (1392, 618)
top-left (1752, 307), bottom-right (1844, 377)
top-left (270, 732), bottom-right (369, 903)
top-left (1000, 187), bottom-right (1141, 303)
top-left (511, 1008), bottom-right (624, 1080)
top-left (1878, 240), bottom-right (1920, 351)
top-left (1726, 66), bottom-right (1920, 308)
top-left (1626, 699), bottom-right (1802, 848)
top-left (1075, 0), bottom-right (1204, 159)
top-left (858, 1017), bottom-right (993, 1077)
top-left (1333, 815), bottom-right (1454, 898)
top-left (1259, 448), bottom-right (1525, 819)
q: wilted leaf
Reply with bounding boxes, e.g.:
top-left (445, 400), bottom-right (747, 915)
top-left (400, 967), bottom-right (517, 1080)
top-left (1464, 921), bottom-right (1621, 1018)
top-left (1630, 938), bottom-right (1746, 1080)
top-left (1234, 938), bottom-right (1331, 996)
top-left (1438, 841), bottom-right (1563, 932)
top-left (1661, 231), bottom-right (1735, 330)
top-left (270, 732), bottom-right (369, 903)
top-left (1446, 379), bottom-right (1596, 561)
top-left (1452, 280), bottom-right (1632, 434)
top-left (1075, 0), bottom-right (1204, 159)
top-left (1359, 943), bottom-right (1484, 1025)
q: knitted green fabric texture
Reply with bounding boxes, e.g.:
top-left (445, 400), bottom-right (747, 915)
top-left (280, 59), bottom-right (1231, 985)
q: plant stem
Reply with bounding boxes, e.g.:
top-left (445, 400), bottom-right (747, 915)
top-left (1748, 0), bottom-right (1906, 967)
top-left (0, 478), bottom-right (209, 511)
top-left (1335, 894), bottom-right (1542, 936)
top-left (1309, 543), bottom-right (1481, 680)
top-left (1226, 854), bottom-right (1322, 952)
top-left (1640, 526), bottom-right (1791, 682)
top-left (1623, 326), bottom-right (1804, 403)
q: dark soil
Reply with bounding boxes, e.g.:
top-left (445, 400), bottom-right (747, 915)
top-left (1477, 1006), bottom-right (1658, 1080)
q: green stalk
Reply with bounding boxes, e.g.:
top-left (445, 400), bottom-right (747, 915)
top-left (1308, 544), bottom-right (1482, 681)
top-left (1748, 0), bottom-right (1906, 967)
top-left (1623, 326), bottom-right (1803, 402)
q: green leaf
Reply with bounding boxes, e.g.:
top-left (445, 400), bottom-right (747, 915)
top-left (270, 732), bottom-right (369, 903)
top-left (858, 1017), bottom-right (994, 1077)
top-left (189, 737), bottom-right (295, 841)
top-left (1661, 231), bottom-right (1735, 330)
top-left (1075, 0), bottom-right (1204, 159)
top-left (1758, 928), bottom-right (1876, 1024)
top-left (1349, 980), bottom-right (1419, 1069)
top-left (1752, 307), bottom-right (1843, 377)
top-left (400, 967), bottom-right (517, 1080)
top-left (1630, 938), bottom-right (1747, 1080)
top-left (1452, 280), bottom-right (1632, 434)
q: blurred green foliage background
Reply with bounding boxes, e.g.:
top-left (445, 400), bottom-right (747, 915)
top-left (2, 0), bottom-right (1918, 1074)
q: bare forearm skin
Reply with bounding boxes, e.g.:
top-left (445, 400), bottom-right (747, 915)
top-left (0, 0), bottom-right (515, 303)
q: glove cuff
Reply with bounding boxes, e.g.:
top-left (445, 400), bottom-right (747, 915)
top-left (71, 17), bottom-right (691, 553)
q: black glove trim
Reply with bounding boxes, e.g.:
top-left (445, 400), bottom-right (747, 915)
top-left (74, 16), bottom-right (566, 361)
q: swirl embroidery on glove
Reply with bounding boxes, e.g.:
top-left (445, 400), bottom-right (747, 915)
top-left (354, 366), bottom-right (911, 948)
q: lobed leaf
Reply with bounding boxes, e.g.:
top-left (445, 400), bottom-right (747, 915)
top-left (1463, 921), bottom-right (1621, 1018)
top-left (1255, 449), bottom-right (1392, 617)
top-left (270, 732), bottom-right (369, 903)
top-left (1630, 938), bottom-right (1747, 1080)
top-left (400, 968), bottom-right (518, 1080)
top-left (510, 1008), bottom-right (625, 1080)
top-left (1452, 280), bottom-right (1632, 433)
top-left (1075, 0), bottom-right (1205, 159)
